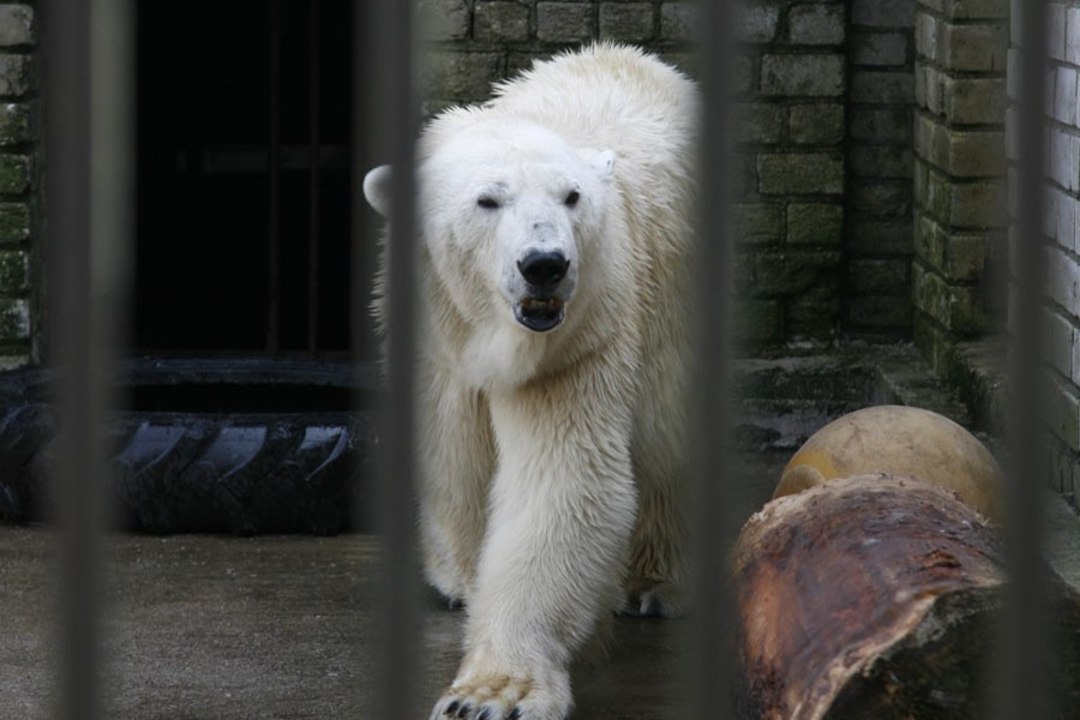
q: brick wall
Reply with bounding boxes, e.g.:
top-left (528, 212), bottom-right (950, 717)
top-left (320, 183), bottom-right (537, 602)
top-left (912, 0), bottom-right (1008, 374)
top-left (0, 4), bottom-right (34, 365)
top-left (731, 0), bottom-right (847, 346)
top-left (1025, 1), bottom-right (1080, 508)
top-left (847, 0), bottom-right (917, 335)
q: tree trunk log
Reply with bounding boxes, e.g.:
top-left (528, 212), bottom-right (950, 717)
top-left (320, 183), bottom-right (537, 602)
top-left (733, 473), bottom-right (1080, 720)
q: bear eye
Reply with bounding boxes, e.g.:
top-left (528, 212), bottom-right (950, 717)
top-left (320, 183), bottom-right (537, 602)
top-left (565, 190), bottom-right (580, 207)
top-left (477, 196), bottom-right (500, 210)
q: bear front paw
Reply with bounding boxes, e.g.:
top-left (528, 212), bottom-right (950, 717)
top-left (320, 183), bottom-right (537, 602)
top-left (428, 673), bottom-right (571, 720)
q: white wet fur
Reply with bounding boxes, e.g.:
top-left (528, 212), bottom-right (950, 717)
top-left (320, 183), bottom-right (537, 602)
top-left (364, 43), bottom-right (698, 720)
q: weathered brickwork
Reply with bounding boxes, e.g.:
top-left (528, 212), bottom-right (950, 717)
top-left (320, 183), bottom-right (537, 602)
top-left (1019, 1), bottom-right (1080, 508)
top-left (912, 0), bottom-right (1008, 374)
top-left (0, 4), bottom-right (35, 364)
top-left (847, 0), bottom-right (917, 334)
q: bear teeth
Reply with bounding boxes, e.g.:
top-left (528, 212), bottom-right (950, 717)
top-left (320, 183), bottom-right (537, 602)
top-left (522, 298), bottom-right (560, 312)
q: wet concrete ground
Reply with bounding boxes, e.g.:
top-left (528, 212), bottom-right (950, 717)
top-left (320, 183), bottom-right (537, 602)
top-left (0, 453), bottom-right (789, 720)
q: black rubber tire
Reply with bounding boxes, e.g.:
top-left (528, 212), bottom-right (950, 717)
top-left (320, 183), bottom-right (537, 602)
top-left (0, 361), bottom-right (378, 534)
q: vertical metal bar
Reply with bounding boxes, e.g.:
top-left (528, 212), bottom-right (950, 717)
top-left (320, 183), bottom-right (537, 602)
top-left (308, 0), bottom-right (321, 356)
top-left (691, 0), bottom-right (738, 717)
top-left (44, 0), bottom-right (132, 718)
top-left (267, 0), bottom-right (282, 354)
top-left (996, 0), bottom-right (1050, 717)
top-left (364, 0), bottom-right (421, 716)
top-left (43, 2), bottom-right (97, 719)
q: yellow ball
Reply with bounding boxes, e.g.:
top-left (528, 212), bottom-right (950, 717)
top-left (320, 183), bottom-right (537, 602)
top-left (775, 405), bottom-right (1004, 523)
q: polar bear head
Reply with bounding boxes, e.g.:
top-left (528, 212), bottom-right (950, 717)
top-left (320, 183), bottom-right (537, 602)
top-left (364, 117), bottom-right (617, 339)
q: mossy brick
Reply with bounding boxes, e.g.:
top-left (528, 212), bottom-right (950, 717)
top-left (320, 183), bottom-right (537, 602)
top-left (1048, 438), bottom-right (1076, 495)
top-left (1048, 245), bottom-right (1080, 315)
top-left (785, 282), bottom-right (843, 338)
top-left (851, 71), bottom-right (914, 104)
top-left (757, 153), bottom-right (844, 195)
top-left (536, 3), bottom-right (596, 43)
top-left (660, 3), bottom-right (695, 42)
top-left (851, 146), bottom-right (913, 179)
top-left (913, 310), bottom-right (954, 376)
top-left (851, 180), bottom-right (912, 214)
top-left (915, 211), bottom-right (948, 267)
top-left (0, 297), bottom-right (28, 340)
top-left (1045, 307), bottom-right (1074, 379)
top-left (760, 54), bottom-right (844, 97)
top-left (1048, 376), bottom-right (1080, 451)
top-left (1050, 130), bottom-right (1080, 193)
top-left (787, 203), bottom-right (843, 245)
top-left (734, 252), bottom-right (755, 294)
top-left (1054, 67), bottom-right (1077, 126)
top-left (851, 108), bottom-right (912, 143)
top-left (849, 295), bottom-right (913, 327)
top-left (733, 203), bottom-right (783, 246)
top-left (949, 181), bottom-right (1005, 229)
top-left (0, 101), bottom-right (33, 145)
top-left (0, 248), bottom-right (27, 292)
top-left (419, 0), bottom-right (469, 41)
top-left (1069, 8), bottom-right (1080, 66)
top-left (1049, 3), bottom-right (1067, 61)
top-left (942, 77), bottom-right (1007, 125)
top-left (944, 0), bottom-right (1008, 19)
top-left (736, 103), bottom-right (784, 144)
top-left (852, 0), bottom-right (916, 27)
top-left (916, 12), bottom-right (938, 61)
top-left (848, 217), bottom-right (913, 254)
top-left (851, 31), bottom-right (908, 67)
top-left (735, 298), bottom-right (782, 342)
top-left (788, 4), bottom-right (845, 46)
top-left (0, 5), bottom-right (34, 47)
top-left (849, 258), bottom-right (910, 295)
top-left (599, 3), bottom-right (655, 43)
top-left (0, 153), bottom-right (29, 193)
top-left (912, 263), bottom-right (986, 334)
top-left (925, 122), bottom-right (1006, 178)
top-left (938, 22), bottom-right (1007, 72)
top-left (0, 55), bottom-right (33, 97)
top-left (475, 2), bottom-right (530, 42)
top-left (738, 4), bottom-right (780, 44)
top-left (754, 250), bottom-right (843, 295)
top-left (0, 200), bottom-right (28, 241)
top-left (789, 103), bottom-right (844, 145)
top-left (422, 51), bottom-right (503, 103)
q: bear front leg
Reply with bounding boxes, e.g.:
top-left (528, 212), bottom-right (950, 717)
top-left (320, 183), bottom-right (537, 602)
top-left (417, 364), bottom-right (496, 606)
top-left (430, 375), bottom-right (637, 720)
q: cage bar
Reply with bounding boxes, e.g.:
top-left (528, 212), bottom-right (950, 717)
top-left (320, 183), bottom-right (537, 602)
top-left (997, 0), bottom-right (1052, 717)
top-left (266, 0), bottom-right (282, 354)
top-left (690, 0), bottom-right (738, 717)
top-left (308, 0), bottom-right (321, 356)
top-left (44, 0), bottom-right (133, 717)
top-left (364, 0), bottom-right (422, 716)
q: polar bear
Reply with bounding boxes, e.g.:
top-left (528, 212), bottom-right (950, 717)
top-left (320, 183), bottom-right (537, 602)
top-left (363, 44), bottom-right (698, 720)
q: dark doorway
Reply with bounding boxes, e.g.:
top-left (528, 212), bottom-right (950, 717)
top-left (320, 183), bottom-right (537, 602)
top-left (135, 0), bottom-right (354, 356)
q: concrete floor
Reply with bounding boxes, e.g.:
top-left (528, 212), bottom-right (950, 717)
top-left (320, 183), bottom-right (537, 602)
top-left (0, 453), bottom-right (788, 720)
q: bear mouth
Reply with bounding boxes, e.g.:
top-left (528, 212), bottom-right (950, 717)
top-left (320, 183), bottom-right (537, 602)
top-left (515, 296), bottom-right (565, 332)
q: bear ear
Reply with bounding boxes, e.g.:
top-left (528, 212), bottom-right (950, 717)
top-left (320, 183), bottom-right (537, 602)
top-left (579, 148), bottom-right (616, 184)
top-left (362, 165), bottom-right (392, 217)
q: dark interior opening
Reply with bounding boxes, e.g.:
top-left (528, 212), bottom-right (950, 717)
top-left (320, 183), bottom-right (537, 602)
top-left (135, 0), bottom-right (354, 356)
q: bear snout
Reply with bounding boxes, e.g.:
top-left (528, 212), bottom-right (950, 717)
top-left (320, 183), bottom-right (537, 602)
top-left (517, 250), bottom-right (570, 289)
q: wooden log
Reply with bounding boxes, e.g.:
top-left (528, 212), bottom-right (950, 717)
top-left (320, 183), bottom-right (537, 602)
top-left (733, 473), bottom-right (1080, 720)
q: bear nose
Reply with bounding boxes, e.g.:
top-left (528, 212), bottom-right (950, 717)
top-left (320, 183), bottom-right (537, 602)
top-left (517, 250), bottom-right (569, 288)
